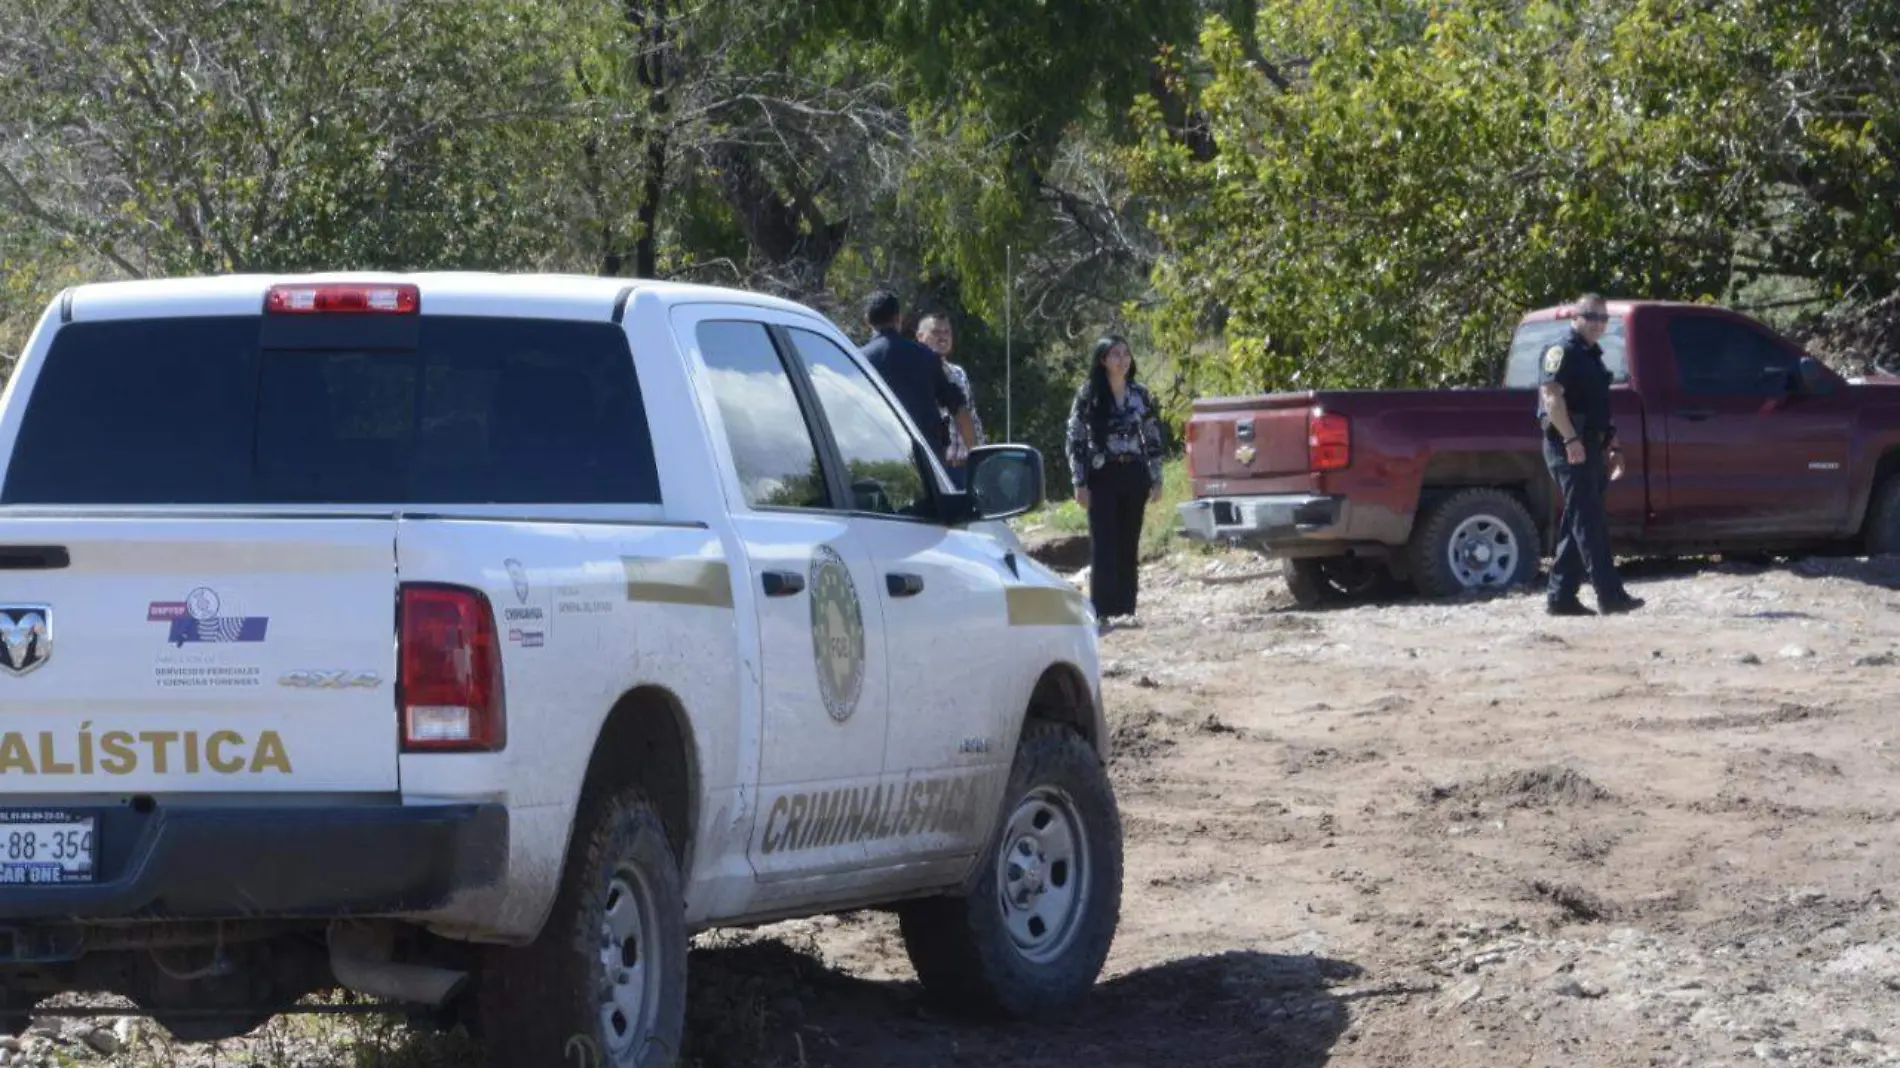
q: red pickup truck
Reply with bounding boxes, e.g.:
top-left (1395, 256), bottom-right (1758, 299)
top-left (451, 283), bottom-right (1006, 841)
top-left (1176, 300), bottom-right (1900, 607)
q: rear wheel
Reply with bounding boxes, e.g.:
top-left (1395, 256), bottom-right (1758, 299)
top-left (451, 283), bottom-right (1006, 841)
top-left (897, 721), bottom-right (1123, 1018)
top-left (1407, 488), bottom-right (1539, 598)
top-left (478, 788), bottom-right (687, 1068)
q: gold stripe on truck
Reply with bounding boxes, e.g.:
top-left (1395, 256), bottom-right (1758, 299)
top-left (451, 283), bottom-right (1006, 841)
top-left (1006, 585), bottom-right (1090, 627)
top-left (622, 557), bottom-right (734, 608)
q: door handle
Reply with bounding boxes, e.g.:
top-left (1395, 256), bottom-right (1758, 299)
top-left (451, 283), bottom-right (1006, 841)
top-left (1675, 408), bottom-right (1714, 422)
top-left (761, 570), bottom-right (805, 597)
top-left (886, 572), bottom-right (925, 597)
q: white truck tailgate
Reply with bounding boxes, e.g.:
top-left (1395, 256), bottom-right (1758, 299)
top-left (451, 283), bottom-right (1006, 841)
top-left (0, 517), bottom-right (398, 793)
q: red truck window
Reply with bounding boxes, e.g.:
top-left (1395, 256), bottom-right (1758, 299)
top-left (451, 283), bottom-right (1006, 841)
top-left (1665, 316), bottom-right (1800, 396)
top-left (1504, 317), bottom-right (1628, 388)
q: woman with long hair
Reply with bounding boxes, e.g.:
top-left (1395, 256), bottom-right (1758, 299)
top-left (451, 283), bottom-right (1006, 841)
top-left (1064, 335), bottom-right (1164, 631)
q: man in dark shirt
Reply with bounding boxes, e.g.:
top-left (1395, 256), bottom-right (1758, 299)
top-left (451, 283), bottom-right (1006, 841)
top-left (1538, 292), bottom-right (1643, 616)
top-left (859, 291), bottom-right (975, 465)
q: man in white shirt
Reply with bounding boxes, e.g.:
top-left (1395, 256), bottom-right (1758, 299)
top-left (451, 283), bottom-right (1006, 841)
top-left (917, 311), bottom-right (984, 488)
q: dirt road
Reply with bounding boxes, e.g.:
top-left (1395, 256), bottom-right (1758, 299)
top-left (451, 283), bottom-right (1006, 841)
top-left (684, 550), bottom-right (1900, 1068)
top-left (27, 550), bottom-right (1900, 1067)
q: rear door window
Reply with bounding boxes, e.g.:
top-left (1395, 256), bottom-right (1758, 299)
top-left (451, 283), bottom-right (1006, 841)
top-left (1504, 317), bottom-right (1628, 387)
top-left (3, 315), bottom-right (660, 505)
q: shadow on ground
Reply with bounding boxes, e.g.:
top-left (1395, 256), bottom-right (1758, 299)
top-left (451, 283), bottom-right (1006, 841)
top-left (1610, 551), bottom-right (1900, 591)
top-left (682, 938), bottom-right (1364, 1068)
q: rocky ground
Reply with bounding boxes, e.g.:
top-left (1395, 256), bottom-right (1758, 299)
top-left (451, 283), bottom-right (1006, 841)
top-left (14, 549), bottom-right (1900, 1067)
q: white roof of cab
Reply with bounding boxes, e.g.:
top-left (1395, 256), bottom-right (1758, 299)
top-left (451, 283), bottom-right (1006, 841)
top-left (62, 272), bottom-right (825, 325)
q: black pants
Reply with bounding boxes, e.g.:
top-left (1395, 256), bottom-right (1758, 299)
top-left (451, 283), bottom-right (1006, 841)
top-left (1542, 436), bottom-right (1627, 603)
top-left (1087, 460), bottom-right (1151, 618)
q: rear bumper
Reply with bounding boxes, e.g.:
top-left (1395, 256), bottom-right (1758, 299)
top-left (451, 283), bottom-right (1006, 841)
top-left (0, 801), bottom-right (507, 921)
top-left (1177, 494), bottom-right (1346, 545)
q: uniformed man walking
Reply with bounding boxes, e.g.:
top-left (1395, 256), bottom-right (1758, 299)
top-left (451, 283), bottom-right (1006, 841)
top-left (1537, 293), bottom-right (1644, 616)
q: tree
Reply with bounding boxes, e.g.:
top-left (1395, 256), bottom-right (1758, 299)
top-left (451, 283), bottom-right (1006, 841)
top-left (1126, 0), bottom-right (1784, 399)
top-left (0, 0), bottom-right (578, 277)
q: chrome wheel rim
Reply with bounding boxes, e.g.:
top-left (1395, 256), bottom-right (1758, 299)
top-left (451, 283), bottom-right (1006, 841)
top-left (1446, 514), bottom-right (1520, 588)
top-left (597, 870), bottom-right (660, 1060)
top-left (996, 786), bottom-right (1089, 964)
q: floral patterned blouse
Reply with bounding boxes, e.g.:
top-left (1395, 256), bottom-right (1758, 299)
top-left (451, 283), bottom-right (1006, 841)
top-left (938, 359), bottom-right (984, 451)
top-left (1065, 380), bottom-right (1165, 489)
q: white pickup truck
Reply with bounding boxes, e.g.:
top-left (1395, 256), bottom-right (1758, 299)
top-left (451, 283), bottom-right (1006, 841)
top-left (0, 274), bottom-right (1119, 1067)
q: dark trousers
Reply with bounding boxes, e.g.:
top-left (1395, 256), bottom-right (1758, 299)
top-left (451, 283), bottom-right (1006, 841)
top-left (1087, 460), bottom-right (1151, 618)
top-left (1542, 436), bottom-right (1627, 603)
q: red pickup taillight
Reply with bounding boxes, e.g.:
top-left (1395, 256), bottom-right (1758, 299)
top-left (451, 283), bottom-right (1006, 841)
top-left (397, 584), bottom-right (507, 752)
top-left (1308, 408), bottom-right (1351, 471)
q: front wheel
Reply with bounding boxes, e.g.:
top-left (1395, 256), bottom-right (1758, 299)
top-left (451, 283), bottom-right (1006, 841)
top-left (478, 788), bottom-right (688, 1068)
top-left (897, 721), bottom-right (1124, 1018)
top-left (1407, 488), bottom-right (1540, 598)
top-left (1864, 476), bottom-right (1900, 556)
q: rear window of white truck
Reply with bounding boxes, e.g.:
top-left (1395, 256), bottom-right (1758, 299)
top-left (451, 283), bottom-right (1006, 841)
top-left (2, 315), bottom-right (661, 505)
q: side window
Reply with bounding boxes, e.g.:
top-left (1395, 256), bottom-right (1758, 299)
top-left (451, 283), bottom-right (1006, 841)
top-left (695, 321), bottom-right (830, 510)
top-left (784, 328), bottom-right (934, 519)
top-left (1668, 316), bottom-right (1797, 396)
top-left (1504, 317), bottom-right (1628, 387)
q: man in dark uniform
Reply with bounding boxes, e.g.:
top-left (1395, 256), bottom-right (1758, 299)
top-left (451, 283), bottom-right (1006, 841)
top-left (1537, 293), bottom-right (1644, 616)
top-left (859, 290), bottom-right (976, 468)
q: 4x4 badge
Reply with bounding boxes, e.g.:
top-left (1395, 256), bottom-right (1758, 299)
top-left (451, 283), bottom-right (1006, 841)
top-left (0, 605), bottom-right (51, 676)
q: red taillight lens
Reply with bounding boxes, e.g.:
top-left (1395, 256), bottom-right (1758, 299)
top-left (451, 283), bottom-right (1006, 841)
top-left (1309, 409), bottom-right (1350, 471)
top-left (265, 283), bottom-right (420, 315)
top-left (398, 584), bottom-right (506, 752)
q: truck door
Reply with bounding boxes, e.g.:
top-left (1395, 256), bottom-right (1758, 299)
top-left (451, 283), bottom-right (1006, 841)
top-left (772, 324), bottom-right (1015, 874)
top-left (670, 308), bottom-right (893, 886)
top-left (1655, 311), bottom-right (1851, 537)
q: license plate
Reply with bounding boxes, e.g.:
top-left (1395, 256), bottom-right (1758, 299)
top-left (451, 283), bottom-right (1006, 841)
top-left (0, 811), bottom-right (96, 885)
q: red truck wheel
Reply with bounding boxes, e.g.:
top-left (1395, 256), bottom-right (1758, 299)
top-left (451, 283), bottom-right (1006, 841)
top-left (1407, 488), bottom-right (1539, 598)
top-left (1865, 477), bottom-right (1900, 556)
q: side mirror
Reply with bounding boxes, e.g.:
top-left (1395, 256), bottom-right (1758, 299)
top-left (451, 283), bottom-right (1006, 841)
top-left (960, 445), bottom-right (1045, 522)
top-left (1797, 356), bottom-right (1836, 396)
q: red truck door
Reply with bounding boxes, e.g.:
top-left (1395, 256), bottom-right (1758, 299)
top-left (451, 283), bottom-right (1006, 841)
top-left (1654, 309), bottom-right (1851, 537)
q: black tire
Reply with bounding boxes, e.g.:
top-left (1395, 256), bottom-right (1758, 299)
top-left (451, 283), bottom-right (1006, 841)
top-left (1407, 487), bottom-right (1540, 598)
top-left (478, 788), bottom-right (688, 1068)
top-left (897, 721), bottom-right (1123, 1018)
top-left (1285, 558), bottom-right (1330, 608)
top-left (1284, 557), bottom-right (1395, 609)
top-left (1865, 477), bottom-right (1900, 556)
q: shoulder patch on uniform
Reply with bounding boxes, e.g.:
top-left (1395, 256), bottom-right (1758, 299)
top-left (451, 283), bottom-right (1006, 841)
top-left (1542, 345), bottom-right (1565, 374)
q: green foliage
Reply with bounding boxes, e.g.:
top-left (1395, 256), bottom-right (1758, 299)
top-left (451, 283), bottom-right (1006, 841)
top-left (1126, 0), bottom-right (1900, 398)
top-left (1129, 0), bottom-right (1777, 396)
top-left (9, 0), bottom-right (1899, 509)
top-left (0, 0), bottom-right (580, 276)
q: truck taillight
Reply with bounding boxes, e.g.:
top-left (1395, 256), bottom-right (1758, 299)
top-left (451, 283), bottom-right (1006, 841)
top-left (397, 584), bottom-right (506, 752)
top-left (265, 283), bottom-right (420, 315)
top-left (1309, 409), bottom-right (1350, 471)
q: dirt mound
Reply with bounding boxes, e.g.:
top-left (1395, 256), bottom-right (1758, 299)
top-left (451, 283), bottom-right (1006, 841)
top-left (1490, 765), bottom-right (1614, 806)
top-left (1426, 765), bottom-right (1614, 809)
